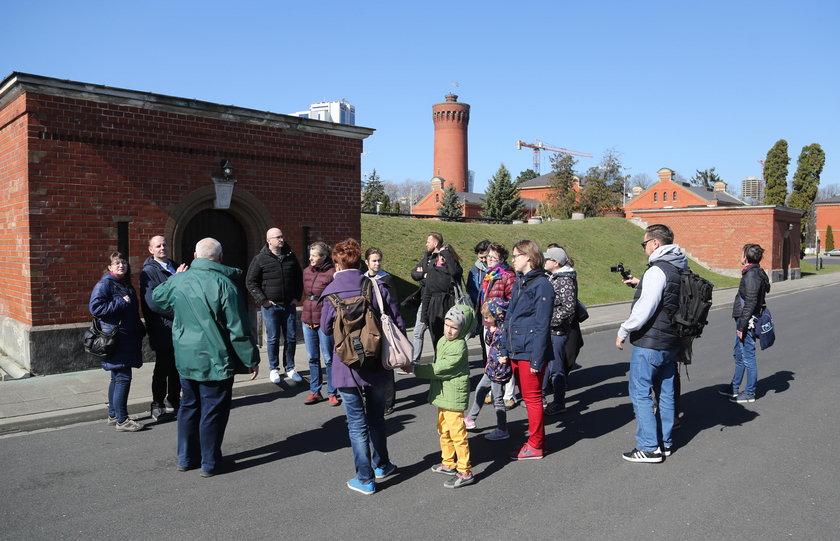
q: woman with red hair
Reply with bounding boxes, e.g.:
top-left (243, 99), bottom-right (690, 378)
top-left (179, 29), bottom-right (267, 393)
top-left (320, 239), bottom-right (405, 495)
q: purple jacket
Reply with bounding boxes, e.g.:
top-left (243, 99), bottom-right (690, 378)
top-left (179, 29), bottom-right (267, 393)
top-left (320, 269), bottom-right (405, 389)
top-left (301, 260), bottom-right (336, 325)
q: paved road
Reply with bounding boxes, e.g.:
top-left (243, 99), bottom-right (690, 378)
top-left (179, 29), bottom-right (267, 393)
top-left (2, 284), bottom-right (839, 540)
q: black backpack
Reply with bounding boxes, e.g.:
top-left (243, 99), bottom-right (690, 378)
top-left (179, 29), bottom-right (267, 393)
top-left (670, 265), bottom-right (714, 339)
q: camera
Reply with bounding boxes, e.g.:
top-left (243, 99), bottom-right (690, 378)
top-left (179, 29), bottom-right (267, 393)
top-left (610, 262), bottom-right (632, 280)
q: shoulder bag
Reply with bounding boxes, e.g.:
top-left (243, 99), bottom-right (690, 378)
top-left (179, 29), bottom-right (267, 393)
top-left (751, 305), bottom-right (775, 350)
top-left (369, 277), bottom-right (414, 370)
top-left (83, 318), bottom-right (119, 358)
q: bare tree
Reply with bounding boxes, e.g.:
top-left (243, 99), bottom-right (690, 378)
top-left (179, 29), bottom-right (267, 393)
top-left (818, 183), bottom-right (840, 201)
top-left (629, 172), bottom-right (653, 190)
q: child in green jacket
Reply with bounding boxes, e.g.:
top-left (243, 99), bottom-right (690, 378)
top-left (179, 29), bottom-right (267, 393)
top-left (412, 304), bottom-right (475, 489)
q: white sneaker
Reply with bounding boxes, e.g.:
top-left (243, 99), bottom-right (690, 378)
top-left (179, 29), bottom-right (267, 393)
top-left (269, 369), bottom-right (282, 384)
top-left (287, 368), bottom-right (303, 383)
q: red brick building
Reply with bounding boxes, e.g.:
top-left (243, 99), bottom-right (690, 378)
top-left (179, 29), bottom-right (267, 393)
top-left (630, 206), bottom-right (803, 281)
top-left (815, 196), bottom-right (840, 252)
top-left (0, 73), bottom-right (373, 374)
top-left (411, 176), bottom-right (540, 219)
top-left (625, 167), bottom-right (746, 215)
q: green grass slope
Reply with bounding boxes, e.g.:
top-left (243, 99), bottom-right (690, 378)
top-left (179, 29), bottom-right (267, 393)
top-left (359, 214), bottom-right (740, 309)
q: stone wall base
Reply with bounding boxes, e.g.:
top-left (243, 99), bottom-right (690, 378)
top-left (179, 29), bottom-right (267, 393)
top-left (0, 316), bottom-right (155, 376)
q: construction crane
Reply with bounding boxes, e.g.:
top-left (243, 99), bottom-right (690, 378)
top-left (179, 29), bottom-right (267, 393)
top-left (517, 139), bottom-right (593, 174)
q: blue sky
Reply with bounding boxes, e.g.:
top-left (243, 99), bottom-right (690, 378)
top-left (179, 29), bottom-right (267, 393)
top-left (4, 1), bottom-right (838, 196)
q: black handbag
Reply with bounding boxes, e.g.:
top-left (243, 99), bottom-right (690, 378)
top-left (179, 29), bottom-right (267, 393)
top-left (83, 318), bottom-right (119, 358)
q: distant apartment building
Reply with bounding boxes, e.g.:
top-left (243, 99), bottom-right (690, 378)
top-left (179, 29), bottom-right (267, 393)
top-left (290, 99), bottom-right (355, 125)
top-left (741, 176), bottom-right (764, 201)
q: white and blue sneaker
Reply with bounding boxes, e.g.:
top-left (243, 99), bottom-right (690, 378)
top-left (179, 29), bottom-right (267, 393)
top-left (347, 477), bottom-right (375, 495)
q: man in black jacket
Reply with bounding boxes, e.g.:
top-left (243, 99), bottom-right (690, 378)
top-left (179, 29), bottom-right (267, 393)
top-left (140, 235), bottom-right (188, 421)
top-left (246, 228), bottom-right (303, 384)
top-left (410, 232), bottom-right (443, 363)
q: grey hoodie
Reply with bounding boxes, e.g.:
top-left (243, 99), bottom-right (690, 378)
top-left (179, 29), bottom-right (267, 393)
top-left (618, 244), bottom-right (687, 340)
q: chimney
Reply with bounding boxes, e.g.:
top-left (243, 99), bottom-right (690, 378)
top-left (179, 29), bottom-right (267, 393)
top-left (714, 181), bottom-right (727, 192)
top-left (657, 168), bottom-right (674, 183)
top-left (632, 186), bottom-right (643, 196)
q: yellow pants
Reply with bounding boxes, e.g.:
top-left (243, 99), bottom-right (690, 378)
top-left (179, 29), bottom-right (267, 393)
top-left (437, 408), bottom-right (471, 474)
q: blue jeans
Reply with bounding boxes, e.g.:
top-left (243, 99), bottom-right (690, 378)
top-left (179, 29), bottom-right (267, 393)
top-left (629, 346), bottom-right (678, 452)
top-left (262, 303), bottom-right (297, 372)
top-left (107, 367), bottom-right (133, 423)
top-left (178, 377), bottom-right (234, 473)
top-left (731, 320), bottom-right (757, 396)
top-left (303, 324), bottom-right (336, 395)
top-left (338, 384), bottom-right (390, 484)
top-left (412, 303), bottom-right (427, 363)
top-left (543, 334), bottom-right (569, 405)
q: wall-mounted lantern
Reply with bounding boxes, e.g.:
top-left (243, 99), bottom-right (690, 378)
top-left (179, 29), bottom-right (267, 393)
top-left (212, 159), bottom-right (237, 209)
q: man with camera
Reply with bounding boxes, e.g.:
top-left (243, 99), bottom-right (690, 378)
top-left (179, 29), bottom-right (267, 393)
top-left (615, 224), bottom-right (686, 463)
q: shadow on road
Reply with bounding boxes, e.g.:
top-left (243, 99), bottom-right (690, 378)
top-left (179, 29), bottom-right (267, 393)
top-left (673, 371), bottom-right (794, 449)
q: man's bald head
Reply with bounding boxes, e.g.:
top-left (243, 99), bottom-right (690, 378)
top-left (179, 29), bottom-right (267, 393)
top-left (148, 235), bottom-right (169, 262)
top-left (266, 228), bottom-right (285, 254)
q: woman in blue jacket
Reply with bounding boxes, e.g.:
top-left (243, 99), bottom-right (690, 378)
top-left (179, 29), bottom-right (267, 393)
top-left (498, 240), bottom-right (554, 460)
top-left (89, 252), bottom-right (146, 432)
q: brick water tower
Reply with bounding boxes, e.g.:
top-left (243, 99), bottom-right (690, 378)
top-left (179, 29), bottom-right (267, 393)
top-left (432, 93), bottom-right (470, 192)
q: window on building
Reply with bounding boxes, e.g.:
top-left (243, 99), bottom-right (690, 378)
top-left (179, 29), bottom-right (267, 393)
top-left (435, 193), bottom-right (439, 203)
top-left (673, 191), bottom-right (677, 201)
top-left (663, 192), bottom-right (668, 202)
top-left (654, 193), bottom-right (658, 202)
top-left (117, 221), bottom-right (129, 256)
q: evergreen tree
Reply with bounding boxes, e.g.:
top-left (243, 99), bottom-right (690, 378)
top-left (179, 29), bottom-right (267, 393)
top-left (547, 153), bottom-right (579, 219)
top-left (578, 149), bottom-right (627, 217)
top-left (380, 194), bottom-right (391, 213)
top-left (515, 168), bottom-right (539, 184)
top-left (437, 184), bottom-right (463, 220)
top-left (826, 225), bottom-right (835, 252)
top-left (787, 144), bottom-right (825, 231)
top-left (690, 167), bottom-right (722, 189)
top-left (763, 140), bottom-right (790, 205)
top-left (392, 201), bottom-right (401, 214)
top-left (361, 169), bottom-right (385, 212)
top-left (481, 163), bottom-right (525, 221)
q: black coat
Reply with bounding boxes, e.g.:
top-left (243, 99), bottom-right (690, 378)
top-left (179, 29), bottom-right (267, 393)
top-left (732, 264), bottom-right (770, 333)
top-left (140, 256), bottom-right (177, 351)
top-left (246, 244), bottom-right (303, 305)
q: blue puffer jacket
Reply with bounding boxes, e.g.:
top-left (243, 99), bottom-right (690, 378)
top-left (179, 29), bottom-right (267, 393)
top-left (498, 268), bottom-right (555, 371)
top-left (89, 273), bottom-right (146, 370)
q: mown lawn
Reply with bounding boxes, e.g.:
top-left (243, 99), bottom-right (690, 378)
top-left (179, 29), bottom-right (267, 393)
top-left (360, 215), bottom-right (741, 315)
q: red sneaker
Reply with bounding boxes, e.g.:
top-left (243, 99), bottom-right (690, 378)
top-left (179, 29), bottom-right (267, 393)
top-left (509, 443), bottom-right (544, 460)
top-left (304, 392), bottom-right (325, 405)
top-left (328, 395), bottom-right (342, 407)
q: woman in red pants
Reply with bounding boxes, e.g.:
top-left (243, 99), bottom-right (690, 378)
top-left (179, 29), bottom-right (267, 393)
top-left (498, 240), bottom-right (555, 460)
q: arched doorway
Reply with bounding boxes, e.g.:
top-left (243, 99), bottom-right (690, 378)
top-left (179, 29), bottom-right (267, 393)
top-left (180, 209), bottom-right (248, 285)
top-left (782, 231), bottom-right (791, 281)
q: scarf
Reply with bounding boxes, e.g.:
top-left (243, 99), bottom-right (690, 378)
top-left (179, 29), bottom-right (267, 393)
top-left (480, 262), bottom-right (510, 305)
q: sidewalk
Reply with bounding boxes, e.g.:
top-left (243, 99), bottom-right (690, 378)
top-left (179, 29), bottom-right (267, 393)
top-left (2, 271), bottom-right (838, 435)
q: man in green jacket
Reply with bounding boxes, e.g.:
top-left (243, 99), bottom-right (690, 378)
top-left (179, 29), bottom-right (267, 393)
top-left (153, 237), bottom-right (259, 477)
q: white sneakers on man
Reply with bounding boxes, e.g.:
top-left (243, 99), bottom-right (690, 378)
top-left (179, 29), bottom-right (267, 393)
top-left (286, 368), bottom-right (303, 383)
top-left (269, 369), bottom-right (282, 384)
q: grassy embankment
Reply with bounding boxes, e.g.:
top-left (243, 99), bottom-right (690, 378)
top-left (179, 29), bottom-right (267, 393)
top-left (360, 215), bottom-right (741, 323)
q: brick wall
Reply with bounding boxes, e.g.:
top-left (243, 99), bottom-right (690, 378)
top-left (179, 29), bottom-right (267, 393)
top-left (631, 206), bottom-right (801, 279)
top-left (5, 88), bottom-right (365, 327)
top-left (0, 93), bottom-right (32, 323)
top-left (816, 203), bottom-right (840, 250)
